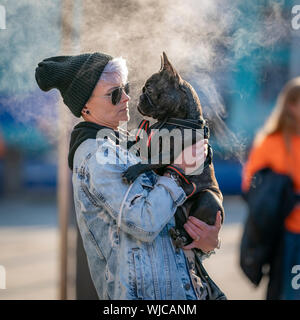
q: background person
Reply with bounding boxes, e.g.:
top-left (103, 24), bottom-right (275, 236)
top-left (242, 77), bottom-right (300, 300)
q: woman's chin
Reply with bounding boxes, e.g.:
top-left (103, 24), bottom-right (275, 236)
top-left (119, 112), bottom-right (130, 123)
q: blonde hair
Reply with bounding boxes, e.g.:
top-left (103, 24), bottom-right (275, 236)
top-left (254, 77), bottom-right (300, 150)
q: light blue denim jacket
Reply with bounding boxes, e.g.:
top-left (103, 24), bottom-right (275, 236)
top-left (72, 134), bottom-right (198, 300)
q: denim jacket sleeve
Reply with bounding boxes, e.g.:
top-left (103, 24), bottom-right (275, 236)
top-left (85, 151), bottom-right (187, 243)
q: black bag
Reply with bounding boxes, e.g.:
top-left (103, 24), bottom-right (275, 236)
top-left (240, 168), bottom-right (296, 287)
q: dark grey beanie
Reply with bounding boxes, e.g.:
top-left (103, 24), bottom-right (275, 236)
top-left (35, 52), bottom-right (113, 117)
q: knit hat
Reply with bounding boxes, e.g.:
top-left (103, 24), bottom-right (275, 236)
top-left (35, 52), bottom-right (113, 117)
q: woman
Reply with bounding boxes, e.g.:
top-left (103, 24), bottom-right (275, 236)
top-left (242, 77), bottom-right (300, 300)
top-left (35, 52), bottom-right (222, 300)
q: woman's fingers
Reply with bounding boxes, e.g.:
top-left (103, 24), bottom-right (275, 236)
top-left (184, 140), bottom-right (208, 174)
top-left (184, 222), bottom-right (200, 240)
top-left (173, 139), bottom-right (209, 174)
top-left (182, 242), bottom-right (195, 250)
top-left (183, 211), bottom-right (222, 252)
top-left (215, 211), bottom-right (222, 229)
top-left (188, 211), bottom-right (222, 230)
top-left (188, 216), bottom-right (208, 229)
top-left (185, 222), bottom-right (199, 236)
top-left (183, 220), bottom-right (205, 250)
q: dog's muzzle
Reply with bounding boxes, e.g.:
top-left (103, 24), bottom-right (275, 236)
top-left (143, 91), bottom-right (156, 108)
top-left (138, 93), bottom-right (156, 116)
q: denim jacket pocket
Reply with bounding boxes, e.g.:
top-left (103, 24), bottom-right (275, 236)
top-left (86, 227), bottom-right (106, 261)
top-left (129, 248), bottom-right (145, 299)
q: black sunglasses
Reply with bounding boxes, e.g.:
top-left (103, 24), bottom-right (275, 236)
top-left (109, 83), bottom-right (130, 105)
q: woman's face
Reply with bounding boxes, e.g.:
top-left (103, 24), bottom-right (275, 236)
top-left (84, 76), bottom-right (130, 129)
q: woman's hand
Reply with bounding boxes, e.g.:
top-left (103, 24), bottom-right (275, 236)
top-left (174, 139), bottom-right (208, 175)
top-left (182, 210), bottom-right (222, 252)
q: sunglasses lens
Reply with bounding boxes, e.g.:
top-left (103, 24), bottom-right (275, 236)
top-left (111, 87), bottom-right (122, 105)
top-left (111, 83), bottom-right (130, 105)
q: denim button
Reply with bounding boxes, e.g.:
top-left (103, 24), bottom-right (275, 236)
top-left (184, 283), bottom-right (191, 290)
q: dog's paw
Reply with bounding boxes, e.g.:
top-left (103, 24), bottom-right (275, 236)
top-left (169, 227), bottom-right (189, 249)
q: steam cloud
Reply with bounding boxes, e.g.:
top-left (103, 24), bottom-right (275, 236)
top-left (0, 0), bottom-right (290, 160)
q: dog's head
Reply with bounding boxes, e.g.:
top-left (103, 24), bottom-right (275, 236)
top-left (138, 52), bottom-right (202, 121)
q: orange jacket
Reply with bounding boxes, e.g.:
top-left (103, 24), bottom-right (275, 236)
top-left (242, 132), bottom-right (300, 233)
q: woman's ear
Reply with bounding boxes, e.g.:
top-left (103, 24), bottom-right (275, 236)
top-left (81, 106), bottom-right (89, 118)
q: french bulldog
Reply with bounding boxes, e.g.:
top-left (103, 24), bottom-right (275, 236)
top-left (123, 52), bottom-right (224, 248)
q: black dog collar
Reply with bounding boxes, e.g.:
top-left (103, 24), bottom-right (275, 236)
top-left (136, 117), bottom-right (210, 141)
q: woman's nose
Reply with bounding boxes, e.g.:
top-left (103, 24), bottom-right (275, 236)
top-left (121, 90), bottom-right (130, 102)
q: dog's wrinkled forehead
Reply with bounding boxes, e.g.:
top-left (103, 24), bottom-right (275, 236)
top-left (145, 72), bottom-right (163, 86)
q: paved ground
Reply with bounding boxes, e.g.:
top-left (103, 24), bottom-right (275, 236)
top-left (0, 193), bottom-right (268, 300)
top-left (0, 194), bottom-right (59, 300)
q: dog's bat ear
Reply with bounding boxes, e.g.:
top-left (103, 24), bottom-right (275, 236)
top-left (162, 52), bottom-right (175, 73)
top-left (162, 52), bottom-right (181, 81)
